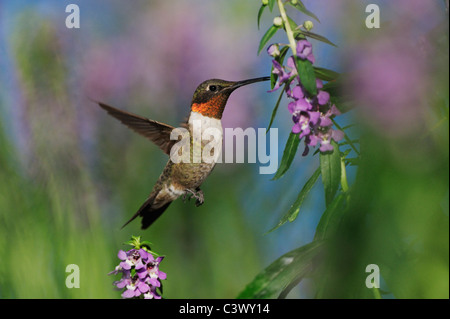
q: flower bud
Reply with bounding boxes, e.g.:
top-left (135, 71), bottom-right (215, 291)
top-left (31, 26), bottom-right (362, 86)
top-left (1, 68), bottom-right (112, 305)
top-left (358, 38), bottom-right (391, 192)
top-left (267, 44), bottom-right (280, 57)
top-left (304, 20), bottom-right (314, 31)
top-left (291, 0), bottom-right (298, 4)
top-left (262, 0), bottom-right (269, 6)
top-left (273, 16), bottom-right (283, 27)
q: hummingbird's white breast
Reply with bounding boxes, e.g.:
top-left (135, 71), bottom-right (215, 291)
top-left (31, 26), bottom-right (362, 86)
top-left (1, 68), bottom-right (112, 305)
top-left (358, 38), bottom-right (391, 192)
top-left (188, 111), bottom-right (223, 164)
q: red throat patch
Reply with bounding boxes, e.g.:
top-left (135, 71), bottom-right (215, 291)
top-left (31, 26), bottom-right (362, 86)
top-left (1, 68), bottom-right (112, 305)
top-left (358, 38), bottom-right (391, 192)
top-left (191, 94), bottom-right (229, 119)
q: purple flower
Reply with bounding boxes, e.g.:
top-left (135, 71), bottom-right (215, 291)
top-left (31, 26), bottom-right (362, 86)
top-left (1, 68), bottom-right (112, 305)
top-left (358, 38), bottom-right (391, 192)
top-left (289, 98), bottom-right (312, 114)
top-left (319, 104), bottom-right (341, 127)
top-left (292, 111), bottom-right (320, 139)
top-left (267, 39), bottom-right (342, 156)
top-left (122, 287), bottom-right (137, 299)
top-left (113, 272), bottom-right (131, 289)
top-left (316, 79), bottom-right (324, 90)
top-left (137, 256), bottom-right (166, 284)
top-left (270, 56), bottom-right (298, 92)
top-left (118, 249), bottom-right (143, 271)
top-left (317, 90), bottom-right (330, 105)
top-left (144, 286), bottom-right (162, 299)
top-left (109, 236), bottom-right (166, 299)
top-left (308, 129), bottom-right (344, 153)
top-left (297, 40), bottom-right (315, 64)
top-left (270, 60), bottom-right (291, 92)
top-left (285, 56), bottom-right (298, 75)
top-left (288, 84), bottom-right (305, 100)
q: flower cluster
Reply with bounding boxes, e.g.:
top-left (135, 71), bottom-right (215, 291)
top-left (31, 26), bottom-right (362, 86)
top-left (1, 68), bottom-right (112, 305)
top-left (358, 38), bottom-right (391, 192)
top-left (268, 40), bottom-right (344, 155)
top-left (109, 237), bottom-right (166, 299)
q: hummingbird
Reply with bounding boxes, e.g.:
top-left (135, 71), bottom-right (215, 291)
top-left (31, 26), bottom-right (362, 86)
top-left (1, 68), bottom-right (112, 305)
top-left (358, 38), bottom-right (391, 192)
top-left (98, 76), bottom-right (269, 229)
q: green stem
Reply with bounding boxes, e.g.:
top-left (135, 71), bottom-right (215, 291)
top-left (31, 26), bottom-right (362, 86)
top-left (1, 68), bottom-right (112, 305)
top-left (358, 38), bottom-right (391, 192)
top-left (266, 86), bottom-right (285, 133)
top-left (277, 0), bottom-right (297, 55)
top-left (373, 287), bottom-right (382, 299)
top-left (340, 157), bottom-right (349, 193)
top-left (332, 119), bottom-right (360, 155)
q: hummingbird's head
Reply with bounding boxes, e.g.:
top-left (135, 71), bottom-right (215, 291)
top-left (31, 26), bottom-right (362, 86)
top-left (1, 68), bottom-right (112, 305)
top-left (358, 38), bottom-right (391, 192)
top-left (190, 77), bottom-right (270, 119)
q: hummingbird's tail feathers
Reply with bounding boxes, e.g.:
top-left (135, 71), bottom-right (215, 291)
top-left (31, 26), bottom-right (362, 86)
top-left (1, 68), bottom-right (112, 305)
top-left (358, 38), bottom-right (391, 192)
top-left (141, 202), bottom-right (172, 230)
top-left (97, 102), bottom-right (176, 155)
top-left (120, 195), bottom-right (172, 230)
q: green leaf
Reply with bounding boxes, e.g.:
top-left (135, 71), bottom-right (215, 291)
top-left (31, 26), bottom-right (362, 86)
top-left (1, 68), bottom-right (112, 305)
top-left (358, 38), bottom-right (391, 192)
top-left (304, 32), bottom-right (337, 47)
top-left (345, 157), bottom-right (360, 166)
top-left (257, 4), bottom-right (266, 30)
top-left (295, 30), bottom-right (337, 47)
top-left (266, 87), bottom-right (285, 133)
top-left (268, 0), bottom-right (275, 12)
top-left (295, 56), bottom-right (317, 95)
top-left (314, 67), bottom-right (340, 82)
top-left (140, 240), bottom-right (153, 250)
top-left (320, 140), bottom-right (341, 206)
top-left (321, 80), bottom-right (355, 114)
top-left (314, 193), bottom-right (345, 241)
top-left (286, 14), bottom-right (299, 32)
top-left (237, 240), bottom-right (323, 299)
top-left (278, 44), bottom-right (290, 62)
top-left (271, 132), bottom-right (301, 180)
top-left (330, 95), bottom-right (355, 114)
top-left (270, 68), bottom-right (276, 90)
top-left (287, 0), bottom-right (320, 22)
top-left (258, 25), bottom-right (279, 55)
top-left (267, 167), bottom-right (321, 233)
top-left (321, 80), bottom-right (341, 95)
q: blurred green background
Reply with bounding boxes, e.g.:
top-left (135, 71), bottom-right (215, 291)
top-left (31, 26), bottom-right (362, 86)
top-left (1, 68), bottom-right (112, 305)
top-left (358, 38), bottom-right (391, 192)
top-left (0, 0), bottom-right (448, 299)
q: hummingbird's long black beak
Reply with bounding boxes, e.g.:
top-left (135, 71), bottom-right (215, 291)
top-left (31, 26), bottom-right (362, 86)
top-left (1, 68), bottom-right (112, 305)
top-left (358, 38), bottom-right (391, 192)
top-left (226, 76), bottom-right (270, 91)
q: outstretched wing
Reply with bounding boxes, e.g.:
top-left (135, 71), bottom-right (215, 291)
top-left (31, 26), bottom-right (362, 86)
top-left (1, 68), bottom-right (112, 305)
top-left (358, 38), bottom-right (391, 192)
top-left (98, 102), bottom-right (176, 155)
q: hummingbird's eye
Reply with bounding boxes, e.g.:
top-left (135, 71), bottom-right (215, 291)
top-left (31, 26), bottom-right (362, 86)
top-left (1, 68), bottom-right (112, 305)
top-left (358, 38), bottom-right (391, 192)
top-left (208, 85), bottom-right (217, 92)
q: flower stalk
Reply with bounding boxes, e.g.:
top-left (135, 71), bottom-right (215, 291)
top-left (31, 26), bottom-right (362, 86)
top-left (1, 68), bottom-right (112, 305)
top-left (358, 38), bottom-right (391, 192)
top-left (277, 0), bottom-right (297, 55)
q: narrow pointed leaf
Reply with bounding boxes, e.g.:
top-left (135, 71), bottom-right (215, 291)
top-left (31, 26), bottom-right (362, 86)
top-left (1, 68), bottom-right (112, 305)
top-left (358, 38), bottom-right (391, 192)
top-left (258, 25), bottom-right (279, 55)
top-left (267, 167), bottom-right (321, 233)
top-left (314, 193), bottom-right (345, 241)
top-left (257, 4), bottom-right (266, 30)
top-left (330, 96), bottom-right (355, 114)
top-left (295, 30), bottom-right (337, 47)
top-left (266, 88), bottom-right (285, 133)
top-left (320, 140), bottom-right (341, 206)
top-left (271, 132), bottom-right (300, 180)
top-left (237, 240), bottom-right (323, 299)
top-left (286, 14), bottom-right (299, 32)
top-left (314, 67), bottom-right (340, 82)
top-left (270, 67), bottom-right (276, 90)
top-left (287, 0), bottom-right (320, 22)
top-left (322, 80), bottom-right (356, 114)
top-left (268, 0), bottom-right (275, 12)
top-left (278, 45), bottom-right (290, 62)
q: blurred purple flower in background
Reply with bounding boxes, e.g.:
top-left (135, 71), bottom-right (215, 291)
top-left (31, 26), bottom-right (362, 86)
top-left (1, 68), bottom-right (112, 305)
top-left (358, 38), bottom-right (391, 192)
top-left (348, 36), bottom-right (428, 137)
top-left (343, 0), bottom-right (446, 138)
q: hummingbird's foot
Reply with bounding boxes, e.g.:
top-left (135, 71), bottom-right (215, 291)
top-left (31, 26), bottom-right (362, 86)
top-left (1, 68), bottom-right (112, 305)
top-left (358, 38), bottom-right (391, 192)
top-left (184, 188), bottom-right (204, 207)
top-left (194, 189), bottom-right (204, 207)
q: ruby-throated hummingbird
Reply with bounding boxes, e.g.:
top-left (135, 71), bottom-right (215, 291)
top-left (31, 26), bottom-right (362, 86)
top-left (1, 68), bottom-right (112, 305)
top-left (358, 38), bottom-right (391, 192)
top-left (98, 76), bottom-right (269, 229)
